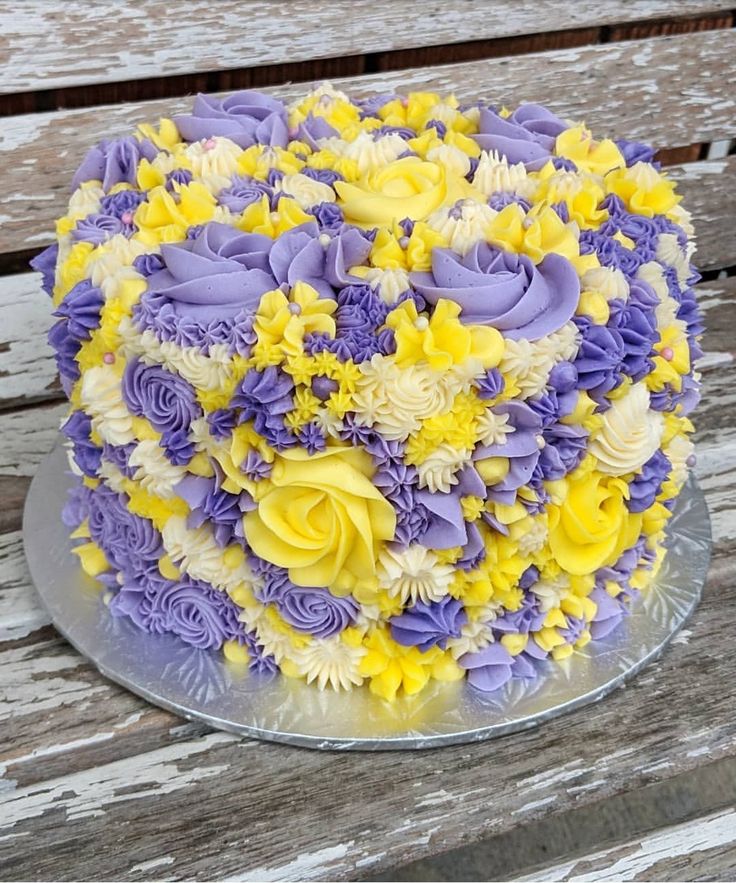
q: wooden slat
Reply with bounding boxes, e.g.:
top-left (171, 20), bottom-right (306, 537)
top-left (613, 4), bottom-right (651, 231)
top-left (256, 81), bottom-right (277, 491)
top-left (0, 28), bottom-right (735, 260)
top-left (0, 0), bottom-right (732, 98)
top-left (513, 807), bottom-right (736, 882)
top-left (0, 278), bottom-right (733, 881)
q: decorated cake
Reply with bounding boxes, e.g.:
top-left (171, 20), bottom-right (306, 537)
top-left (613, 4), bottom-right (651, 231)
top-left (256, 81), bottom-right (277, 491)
top-left (33, 85), bottom-right (702, 702)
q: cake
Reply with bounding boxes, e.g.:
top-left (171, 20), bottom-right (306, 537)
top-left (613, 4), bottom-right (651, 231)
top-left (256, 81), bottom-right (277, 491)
top-left (33, 84), bottom-right (703, 702)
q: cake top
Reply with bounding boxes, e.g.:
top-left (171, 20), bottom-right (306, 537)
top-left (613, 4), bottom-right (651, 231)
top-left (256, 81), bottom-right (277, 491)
top-left (39, 85), bottom-right (701, 700)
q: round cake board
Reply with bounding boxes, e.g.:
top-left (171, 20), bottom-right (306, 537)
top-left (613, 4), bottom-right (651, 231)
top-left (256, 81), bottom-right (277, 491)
top-left (23, 442), bottom-right (712, 750)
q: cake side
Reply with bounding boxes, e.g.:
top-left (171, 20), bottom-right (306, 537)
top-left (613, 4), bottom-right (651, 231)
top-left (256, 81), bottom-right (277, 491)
top-left (34, 85), bottom-right (702, 701)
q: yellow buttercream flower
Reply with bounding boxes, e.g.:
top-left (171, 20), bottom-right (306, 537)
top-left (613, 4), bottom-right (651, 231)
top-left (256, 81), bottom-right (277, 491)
top-left (238, 194), bottom-right (314, 237)
top-left (134, 182), bottom-right (216, 245)
top-left (243, 446), bottom-right (396, 592)
top-left (486, 202), bottom-right (580, 265)
top-left (533, 163), bottom-right (608, 229)
top-left (359, 626), bottom-right (463, 701)
top-left (386, 298), bottom-right (504, 371)
top-left (335, 156), bottom-right (463, 227)
top-left (237, 144), bottom-right (304, 179)
top-left (548, 467), bottom-right (643, 576)
top-left (252, 282), bottom-right (337, 362)
top-left (605, 162), bottom-right (680, 218)
top-left (361, 221), bottom-right (448, 273)
top-left (555, 125), bottom-right (625, 176)
top-left (137, 117), bottom-right (181, 151)
top-left (646, 323), bottom-right (690, 393)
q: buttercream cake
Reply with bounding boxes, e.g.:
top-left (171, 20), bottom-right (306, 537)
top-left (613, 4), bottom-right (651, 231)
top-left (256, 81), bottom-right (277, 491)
top-left (33, 85), bottom-right (702, 701)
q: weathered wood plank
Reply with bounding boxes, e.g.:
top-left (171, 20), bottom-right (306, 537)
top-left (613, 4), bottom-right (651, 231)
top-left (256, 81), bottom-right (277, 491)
top-left (0, 273), bottom-right (58, 409)
top-left (1, 29), bottom-right (735, 257)
top-left (514, 807), bottom-right (736, 882)
top-left (0, 278), bottom-right (734, 879)
top-left (0, 0), bottom-right (731, 97)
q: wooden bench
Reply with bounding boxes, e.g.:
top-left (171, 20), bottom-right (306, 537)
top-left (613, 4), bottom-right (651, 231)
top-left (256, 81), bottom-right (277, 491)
top-left (0, 3), bottom-right (735, 879)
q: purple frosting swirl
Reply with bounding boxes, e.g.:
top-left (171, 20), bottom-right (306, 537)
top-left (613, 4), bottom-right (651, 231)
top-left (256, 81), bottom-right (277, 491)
top-left (87, 484), bottom-right (163, 573)
top-left (390, 596), bottom-right (467, 651)
top-left (473, 104), bottom-right (568, 170)
top-left (30, 243), bottom-right (59, 296)
top-left (154, 581), bottom-right (234, 650)
top-left (122, 357), bottom-right (201, 435)
top-left (72, 213), bottom-right (125, 245)
top-left (459, 642), bottom-right (515, 692)
top-left (277, 586), bottom-right (358, 638)
top-left (628, 449), bottom-right (671, 513)
top-left (62, 410), bottom-right (102, 477)
top-left (145, 222), bottom-right (277, 320)
top-left (173, 90), bottom-right (289, 149)
top-left (217, 175), bottom-right (274, 213)
top-left (71, 136), bottom-right (157, 191)
top-left (411, 243), bottom-right (580, 340)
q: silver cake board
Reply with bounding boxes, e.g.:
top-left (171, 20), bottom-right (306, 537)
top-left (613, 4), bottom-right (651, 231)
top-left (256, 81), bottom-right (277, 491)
top-left (23, 442), bottom-right (712, 750)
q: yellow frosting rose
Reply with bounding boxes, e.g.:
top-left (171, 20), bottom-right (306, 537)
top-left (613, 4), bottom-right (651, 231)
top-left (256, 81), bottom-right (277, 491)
top-left (243, 446), bottom-right (396, 592)
top-left (335, 156), bottom-right (463, 227)
top-left (548, 467), bottom-right (643, 576)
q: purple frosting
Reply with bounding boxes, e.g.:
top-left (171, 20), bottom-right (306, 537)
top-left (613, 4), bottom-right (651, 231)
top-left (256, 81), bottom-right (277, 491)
top-left (616, 138), bottom-right (657, 167)
top-left (72, 213), bottom-right (125, 245)
top-left (473, 103), bottom-right (568, 170)
top-left (459, 642), bottom-right (515, 692)
top-left (155, 581), bottom-right (237, 650)
top-left (174, 90), bottom-right (289, 149)
top-left (62, 410), bottom-right (102, 477)
top-left (53, 279), bottom-right (104, 342)
top-left (177, 474), bottom-right (254, 547)
top-left (145, 222), bottom-right (277, 320)
top-left (588, 586), bottom-right (626, 640)
top-left (277, 586), bottom-right (358, 638)
top-left (573, 318), bottom-right (625, 400)
top-left (417, 464), bottom-right (487, 555)
top-left (122, 357), bottom-right (201, 435)
top-left (390, 596), bottom-right (467, 651)
top-left (217, 175), bottom-right (274, 213)
top-left (87, 484), bottom-right (163, 573)
top-left (71, 136), bottom-right (157, 192)
top-left (30, 243), bottom-right (59, 296)
top-left (411, 243), bottom-right (580, 340)
top-left (231, 366), bottom-right (294, 447)
top-left (628, 450), bottom-right (671, 513)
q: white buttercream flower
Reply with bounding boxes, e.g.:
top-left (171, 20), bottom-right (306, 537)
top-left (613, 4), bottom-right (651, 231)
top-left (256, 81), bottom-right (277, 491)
top-left (320, 131), bottom-right (407, 175)
top-left (472, 149), bottom-right (532, 197)
top-left (447, 618), bottom-right (496, 659)
top-left (426, 198), bottom-right (497, 256)
top-left (656, 232), bottom-right (691, 285)
top-left (637, 261), bottom-right (669, 301)
top-left (293, 637), bottom-right (366, 691)
top-left (416, 443), bottom-right (470, 493)
top-left (588, 382), bottom-right (664, 475)
top-left (377, 544), bottom-right (454, 604)
top-left (276, 172), bottom-right (335, 209)
top-left (476, 408), bottom-right (514, 446)
top-left (426, 143), bottom-right (472, 178)
top-left (185, 136), bottom-right (242, 179)
top-left (581, 266), bottom-right (630, 302)
top-left (87, 235), bottom-right (148, 299)
top-left (532, 573), bottom-right (570, 613)
top-left (516, 516), bottom-right (549, 556)
top-left (355, 266), bottom-right (411, 305)
top-left (97, 458), bottom-right (128, 494)
top-left (161, 515), bottom-right (252, 592)
top-left (665, 433), bottom-right (695, 489)
top-left (352, 355), bottom-right (455, 440)
top-left (68, 182), bottom-right (105, 220)
top-left (80, 364), bottom-right (135, 446)
top-left (128, 440), bottom-right (187, 498)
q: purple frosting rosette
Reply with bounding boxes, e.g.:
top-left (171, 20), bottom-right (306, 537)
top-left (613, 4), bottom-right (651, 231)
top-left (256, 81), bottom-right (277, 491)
top-left (411, 243), bottom-right (580, 340)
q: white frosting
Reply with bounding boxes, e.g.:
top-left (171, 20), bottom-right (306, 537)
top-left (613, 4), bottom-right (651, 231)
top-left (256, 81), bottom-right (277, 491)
top-left (355, 266), bottom-right (411, 305)
top-left (516, 516), bottom-right (549, 556)
top-left (499, 322), bottom-right (580, 399)
top-left (589, 382), bottom-right (664, 475)
top-left (426, 143), bottom-right (472, 178)
top-left (656, 232), bottom-right (691, 285)
top-left (80, 364), bottom-right (135, 446)
top-left (276, 172), bottom-right (335, 209)
top-left (128, 440), bottom-right (187, 498)
top-left (665, 432), bottom-right (694, 488)
top-left (446, 617), bottom-right (497, 659)
top-left (87, 235), bottom-right (148, 299)
top-left (415, 443), bottom-right (469, 493)
top-left (531, 573), bottom-right (570, 612)
top-left (184, 136), bottom-right (242, 179)
top-left (293, 637), bottom-right (366, 691)
top-left (472, 150), bottom-right (532, 197)
top-left (321, 131), bottom-right (407, 175)
top-left (161, 515), bottom-right (253, 593)
top-left (476, 408), bottom-right (514, 446)
top-left (352, 355), bottom-right (457, 440)
top-left (67, 182), bottom-right (105, 220)
top-left (426, 198), bottom-right (496, 256)
top-left (581, 266), bottom-right (630, 302)
top-left (377, 544), bottom-right (454, 604)
top-left (637, 260), bottom-right (669, 301)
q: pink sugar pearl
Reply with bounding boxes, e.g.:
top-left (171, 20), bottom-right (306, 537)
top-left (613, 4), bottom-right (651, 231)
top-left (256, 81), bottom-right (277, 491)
top-left (660, 346), bottom-right (674, 361)
top-left (103, 352), bottom-right (115, 364)
top-left (120, 211), bottom-right (134, 225)
top-left (203, 138), bottom-right (217, 150)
